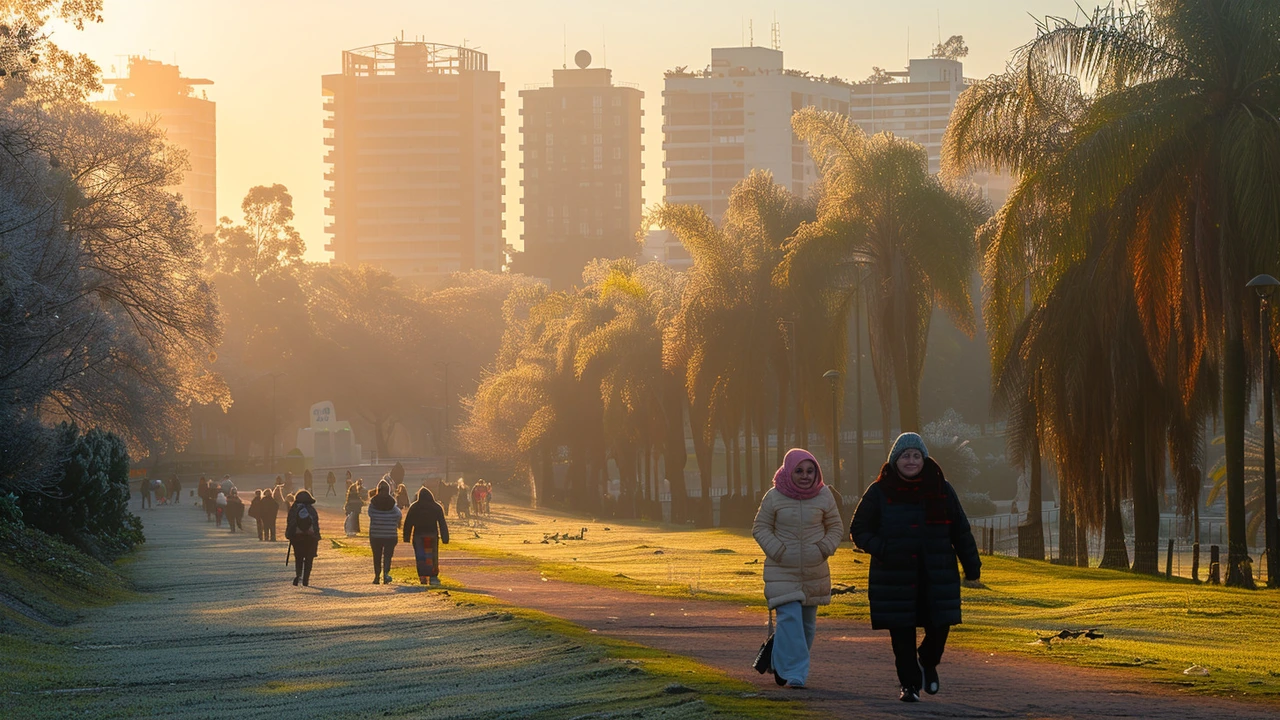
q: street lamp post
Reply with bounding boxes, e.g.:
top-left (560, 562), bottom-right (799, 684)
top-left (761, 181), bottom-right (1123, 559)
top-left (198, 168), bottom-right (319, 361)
top-left (1247, 273), bottom-right (1280, 588)
top-left (434, 361), bottom-right (453, 484)
top-left (853, 262), bottom-right (869, 498)
top-left (266, 372), bottom-right (286, 472)
top-left (824, 370), bottom-right (841, 493)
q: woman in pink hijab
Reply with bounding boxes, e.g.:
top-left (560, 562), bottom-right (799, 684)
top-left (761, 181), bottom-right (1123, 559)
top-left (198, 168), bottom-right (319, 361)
top-left (752, 448), bottom-right (845, 689)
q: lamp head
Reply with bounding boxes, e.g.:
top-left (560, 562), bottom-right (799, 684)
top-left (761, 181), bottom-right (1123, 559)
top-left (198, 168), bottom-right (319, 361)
top-left (1247, 274), bottom-right (1280, 299)
top-left (823, 370), bottom-right (840, 384)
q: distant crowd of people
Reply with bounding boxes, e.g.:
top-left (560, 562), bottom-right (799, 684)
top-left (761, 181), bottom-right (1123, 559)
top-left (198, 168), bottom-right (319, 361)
top-left (156, 467), bottom-right (485, 589)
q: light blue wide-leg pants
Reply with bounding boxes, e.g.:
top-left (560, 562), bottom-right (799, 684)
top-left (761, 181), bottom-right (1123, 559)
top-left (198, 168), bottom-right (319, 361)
top-left (772, 601), bottom-right (817, 685)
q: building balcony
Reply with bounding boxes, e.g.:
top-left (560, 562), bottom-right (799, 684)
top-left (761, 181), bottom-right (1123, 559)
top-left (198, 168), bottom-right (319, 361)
top-left (323, 117), bottom-right (336, 129)
top-left (323, 136), bottom-right (336, 146)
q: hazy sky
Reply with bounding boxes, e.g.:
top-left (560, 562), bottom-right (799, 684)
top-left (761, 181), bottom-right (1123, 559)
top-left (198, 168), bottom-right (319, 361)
top-left (63, 0), bottom-right (1084, 261)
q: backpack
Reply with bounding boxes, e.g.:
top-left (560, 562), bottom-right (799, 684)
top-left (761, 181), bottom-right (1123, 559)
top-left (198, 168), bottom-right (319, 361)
top-left (296, 505), bottom-right (314, 535)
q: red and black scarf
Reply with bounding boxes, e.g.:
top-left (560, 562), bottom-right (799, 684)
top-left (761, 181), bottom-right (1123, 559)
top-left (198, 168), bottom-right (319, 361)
top-left (875, 458), bottom-right (951, 525)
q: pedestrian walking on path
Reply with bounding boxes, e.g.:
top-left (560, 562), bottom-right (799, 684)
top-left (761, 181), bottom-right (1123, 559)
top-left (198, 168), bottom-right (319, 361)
top-left (752, 448), bottom-right (844, 690)
top-left (285, 490), bottom-right (321, 586)
top-left (215, 488), bottom-right (227, 527)
top-left (344, 483), bottom-right (364, 536)
top-left (850, 432), bottom-right (982, 703)
top-left (260, 488), bottom-right (280, 541)
top-left (326, 471), bottom-right (337, 497)
top-left (395, 483), bottom-right (410, 511)
top-left (225, 488), bottom-right (245, 533)
top-left (139, 477), bottom-right (152, 510)
top-left (368, 477), bottom-right (402, 584)
top-left (198, 477), bottom-right (213, 520)
top-left (249, 490), bottom-right (265, 540)
top-left (403, 486), bottom-right (449, 586)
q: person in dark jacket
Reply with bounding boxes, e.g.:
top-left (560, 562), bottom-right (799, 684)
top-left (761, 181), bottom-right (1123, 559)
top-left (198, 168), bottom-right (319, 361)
top-left (285, 490), bottom-right (321, 586)
top-left (249, 490), bottom-right (265, 540)
top-left (395, 484), bottom-right (410, 511)
top-left (326, 471), bottom-right (338, 497)
top-left (367, 477), bottom-right (403, 584)
top-left (139, 476), bottom-right (152, 510)
top-left (225, 488), bottom-right (245, 533)
top-left (850, 432), bottom-right (981, 703)
top-left (170, 474), bottom-right (182, 504)
top-left (260, 489), bottom-right (280, 541)
top-left (403, 487), bottom-right (449, 586)
top-left (344, 483), bottom-right (364, 536)
top-left (199, 477), bottom-right (213, 521)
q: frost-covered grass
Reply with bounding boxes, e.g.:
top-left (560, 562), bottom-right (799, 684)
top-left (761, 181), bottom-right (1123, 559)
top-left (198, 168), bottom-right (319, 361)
top-left (1, 507), bottom-right (801, 719)
top-left (451, 502), bottom-right (1280, 702)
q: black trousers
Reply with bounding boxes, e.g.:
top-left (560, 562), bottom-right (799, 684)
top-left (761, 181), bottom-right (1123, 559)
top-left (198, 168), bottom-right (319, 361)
top-left (371, 538), bottom-right (397, 576)
top-left (294, 555), bottom-right (314, 584)
top-left (889, 625), bottom-right (950, 688)
top-left (264, 521), bottom-right (276, 541)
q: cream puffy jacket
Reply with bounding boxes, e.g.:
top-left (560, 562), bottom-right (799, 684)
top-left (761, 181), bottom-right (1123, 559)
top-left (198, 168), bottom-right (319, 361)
top-left (752, 486), bottom-right (845, 609)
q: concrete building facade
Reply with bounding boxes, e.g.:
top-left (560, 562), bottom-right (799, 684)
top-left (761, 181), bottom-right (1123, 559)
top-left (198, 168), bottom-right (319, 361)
top-left (98, 58), bottom-right (217, 235)
top-left (516, 57), bottom-right (644, 288)
top-left (661, 46), bottom-right (852, 221)
top-left (322, 41), bottom-right (505, 281)
top-left (850, 58), bottom-right (1010, 206)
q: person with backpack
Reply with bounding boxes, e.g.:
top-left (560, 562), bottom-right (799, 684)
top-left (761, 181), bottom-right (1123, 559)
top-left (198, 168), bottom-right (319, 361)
top-left (249, 490), bottom-right (265, 540)
top-left (403, 486), bottom-right (449, 586)
top-left (344, 483), bottom-right (364, 536)
top-left (225, 488), bottom-right (245, 533)
top-left (285, 490), bottom-right (321, 586)
top-left (260, 487), bottom-right (280, 541)
top-left (367, 477), bottom-right (402, 584)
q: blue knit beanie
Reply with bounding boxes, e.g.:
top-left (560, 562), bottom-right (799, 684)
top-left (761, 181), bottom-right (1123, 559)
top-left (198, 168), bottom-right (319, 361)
top-left (887, 432), bottom-right (929, 467)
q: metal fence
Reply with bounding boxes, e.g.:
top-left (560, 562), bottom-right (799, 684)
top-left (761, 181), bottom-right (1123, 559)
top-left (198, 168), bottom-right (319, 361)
top-left (970, 509), bottom-right (1270, 584)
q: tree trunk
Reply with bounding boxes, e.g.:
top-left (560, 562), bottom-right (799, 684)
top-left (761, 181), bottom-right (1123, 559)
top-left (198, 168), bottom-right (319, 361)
top-left (777, 367), bottom-right (789, 467)
top-left (690, 402), bottom-right (714, 527)
top-left (663, 372), bottom-right (689, 522)
top-left (1223, 307), bottom-right (1256, 586)
top-left (1099, 475), bottom-right (1130, 570)
top-left (744, 412), bottom-right (754, 501)
top-left (1059, 492), bottom-right (1078, 566)
top-left (759, 400), bottom-right (770, 504)
top-left (1018, 428), bottom-right (1046, 560)
top-left (1131, 420), bottom-right (1161, 575)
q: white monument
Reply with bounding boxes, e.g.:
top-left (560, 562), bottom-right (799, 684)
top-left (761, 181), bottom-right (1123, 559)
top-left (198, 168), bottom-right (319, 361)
top-left (296, 401), bottom-right (362, 467)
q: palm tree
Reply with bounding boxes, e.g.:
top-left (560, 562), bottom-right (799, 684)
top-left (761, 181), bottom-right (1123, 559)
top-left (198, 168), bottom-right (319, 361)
top-left (974, 1), bottom-right (1280, 585)
top-left (783, 108), bottom-right (985, 435)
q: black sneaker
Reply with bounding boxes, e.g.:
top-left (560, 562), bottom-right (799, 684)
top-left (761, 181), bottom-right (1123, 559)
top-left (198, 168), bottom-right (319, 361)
top-left (899, 686), bottom-right (920, 703)
top-left (372, 576), bottom-right (381, 584)
top-left (923, 665), bottom-right (939, 695)
top-left (292, 576), bottom-right (300, 586)
top-left (774, 673), bottom-right (787, 687)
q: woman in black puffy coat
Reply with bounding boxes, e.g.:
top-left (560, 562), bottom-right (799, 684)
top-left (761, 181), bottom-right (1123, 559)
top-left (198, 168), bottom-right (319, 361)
top-left (850, 432), bottom-right (981, 704)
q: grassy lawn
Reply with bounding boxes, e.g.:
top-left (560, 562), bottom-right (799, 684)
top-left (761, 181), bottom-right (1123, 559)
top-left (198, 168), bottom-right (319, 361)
top-left (449, 502), bottom-right (1280, 702)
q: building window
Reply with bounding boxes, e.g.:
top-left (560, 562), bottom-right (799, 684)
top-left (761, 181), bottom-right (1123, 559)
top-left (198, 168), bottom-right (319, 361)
top-left (593, 134), bottom-right (602, 145)
top-left (545, 133), bottom-right (554, 146)
top-left (593, 95), bottom-right (602, 108)
top-left (579, 222), bottom-right (589, 235)
top-left (612, 96), bottom-right (621, 107)
top-left (596, 228), bottom-right (604, 237)
top-left (547, 207), bottom-right (555, 217)
top-left (545, 112), bottom-right (552, 127)
top-left (614, 183), bottom-right (622, 198)
top-left (594, 147), bottom-right (603, 164)
top-left (594, 115), bottom-right (602, 129)
top-left (613, 116), bottom-right (621, 126)
top-left (612, 147), bottom-right (621, 160)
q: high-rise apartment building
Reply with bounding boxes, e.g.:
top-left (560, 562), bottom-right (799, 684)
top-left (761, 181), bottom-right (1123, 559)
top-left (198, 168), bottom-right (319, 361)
top-left (850, 58), bottom-right (1010, 205)
top-left (98, 58), bottom-right (217, 234)
top-left (322, 41), bottom-right (504, 280)
top-left (661, 46), bottom-right (851, 220)
top-left (516, 53), bottom-right (643, 288)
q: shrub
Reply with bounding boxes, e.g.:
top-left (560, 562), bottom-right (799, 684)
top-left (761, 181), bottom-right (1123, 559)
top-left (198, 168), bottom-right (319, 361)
top-left (960, 491), bottom-right (998, 518)
top-left (17, 423), bottom-right (144, 560)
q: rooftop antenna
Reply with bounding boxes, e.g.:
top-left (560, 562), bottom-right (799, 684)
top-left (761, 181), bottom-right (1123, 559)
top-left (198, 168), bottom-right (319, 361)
top-left (602, 26), bottom-right (606, 68)
top-left (563, 25), bottom-right (567, 69)
top-left (771, 15), bottom-right (781, 51)
top-left (749, 19), bottom-right (754, 47)
top-left (937, 9), bottom-right (942, 46)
